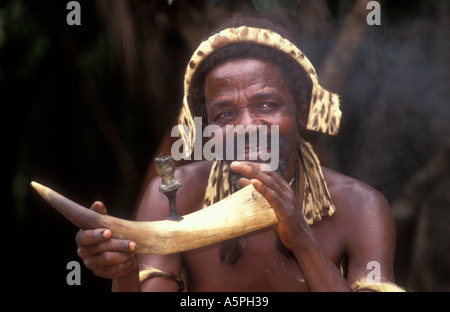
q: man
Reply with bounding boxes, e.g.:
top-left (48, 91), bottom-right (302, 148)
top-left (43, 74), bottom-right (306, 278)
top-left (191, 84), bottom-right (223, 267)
top-left (76, 16), bottom-right (401, 292)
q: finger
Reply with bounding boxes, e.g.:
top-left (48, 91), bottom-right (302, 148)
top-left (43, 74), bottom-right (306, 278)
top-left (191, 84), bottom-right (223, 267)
top-left (232, 161), bottom-right (294, 194)
top-left (231, 161), bottom-right (279, 190)
top-left (251, 178), bottom-right (280, 204)
top-left (84, 254), bottom-right (136, 278)
top-left (98, 259), bottom-right (137, 279)
top-left (230, 161), bottom-right (263, 174)
top-left (230, 161), bottom-right (262, 179)
top-left (251, 178), bottom-right (293, 220)
top-left (231, 160), bottom-right (279, 173)
top-left (94, 250), bottom-right (136, 266)
top-left (235, 160), bottom-right (284, 173)
top-left (90, 201), bottom-right (107, 215)
top-left (238, 177), bottom-right (251, 188)
top-left (77, 238), bottom-right (137, 259)
top-left (75, 228), bottom-right (112, 247)
top-left (95, 239), bottom-right (137, 255)
top-left (78, 237), bottom-right (137, 257)
top-left (82, 251), bottom-right (133, 270)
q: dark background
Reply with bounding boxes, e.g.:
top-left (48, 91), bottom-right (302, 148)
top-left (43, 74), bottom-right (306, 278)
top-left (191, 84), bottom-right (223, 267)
top-left (1, 0), bottom-right (449, 291)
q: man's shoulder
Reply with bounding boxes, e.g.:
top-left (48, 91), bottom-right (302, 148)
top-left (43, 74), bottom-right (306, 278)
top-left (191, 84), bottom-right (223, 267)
top-left (322, 167), bottom-right (378, 197)
top-left (320, 168), bottom-right (396, 283)
top-left (321, 167), bottom-right (391, 218)
top-left (175, 160), bottom-right (213, 178)
top-left (320, 167), bottom-right (395, 253)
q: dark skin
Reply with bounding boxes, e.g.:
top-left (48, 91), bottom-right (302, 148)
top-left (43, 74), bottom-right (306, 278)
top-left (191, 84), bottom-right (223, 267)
top-left (76, 59), bottom-right (396, 292)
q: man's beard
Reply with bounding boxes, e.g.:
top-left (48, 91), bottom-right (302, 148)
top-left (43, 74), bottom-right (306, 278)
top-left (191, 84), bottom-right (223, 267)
top-left (227, 135), bottom-right (289, 190)
top-left (219, 148), bottom-right (295, 265)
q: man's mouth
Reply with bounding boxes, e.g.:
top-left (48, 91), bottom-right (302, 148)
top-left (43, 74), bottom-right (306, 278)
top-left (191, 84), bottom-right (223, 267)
top-left (243, 143), bottom-right (269, 154)
top-left (239, 141), bottom-right (272, 161)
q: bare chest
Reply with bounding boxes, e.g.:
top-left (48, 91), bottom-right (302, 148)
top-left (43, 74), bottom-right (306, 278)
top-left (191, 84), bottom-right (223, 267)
top-left (182, 226), bottom-right (343, 292)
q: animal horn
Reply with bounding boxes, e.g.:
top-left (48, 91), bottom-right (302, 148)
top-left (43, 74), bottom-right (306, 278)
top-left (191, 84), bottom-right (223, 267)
top-left (31, 181), bottom-right (277, 255)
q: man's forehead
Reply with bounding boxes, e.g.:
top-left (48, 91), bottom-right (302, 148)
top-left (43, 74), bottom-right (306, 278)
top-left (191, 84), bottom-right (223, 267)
top-left (206, 58), bottom-right (283, 84)
top-left (205, 59), bottom-right (290, 102)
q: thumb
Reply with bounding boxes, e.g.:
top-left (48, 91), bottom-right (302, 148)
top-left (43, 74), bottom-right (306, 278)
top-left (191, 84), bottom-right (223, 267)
top-left (90, 201), bottom-right (108, 215)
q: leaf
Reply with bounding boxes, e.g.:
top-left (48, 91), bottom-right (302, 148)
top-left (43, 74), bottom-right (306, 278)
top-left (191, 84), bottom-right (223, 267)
top-left (167, 0), bottom-right (174, 5)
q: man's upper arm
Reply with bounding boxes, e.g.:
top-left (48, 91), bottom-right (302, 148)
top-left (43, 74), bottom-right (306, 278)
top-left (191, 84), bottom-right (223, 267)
top-left (135, 177), bottom-right (183, 292)
top-left (343, 184), bottom-right (396, 286)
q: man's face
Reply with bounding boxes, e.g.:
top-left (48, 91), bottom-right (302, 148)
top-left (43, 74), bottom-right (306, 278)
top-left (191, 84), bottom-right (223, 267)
top-left (204, 58), bottom-right (299, 179)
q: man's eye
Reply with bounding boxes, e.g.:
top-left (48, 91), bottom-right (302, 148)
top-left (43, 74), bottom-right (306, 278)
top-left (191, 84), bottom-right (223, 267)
top-left (215, 111), bottom-right (233, 120)
top-left (260, 102), bottom-right (277, 109)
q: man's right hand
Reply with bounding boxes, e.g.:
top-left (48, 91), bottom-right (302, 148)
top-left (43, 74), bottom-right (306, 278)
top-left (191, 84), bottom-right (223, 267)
top-left (75, 201), bottom-right (138, 279)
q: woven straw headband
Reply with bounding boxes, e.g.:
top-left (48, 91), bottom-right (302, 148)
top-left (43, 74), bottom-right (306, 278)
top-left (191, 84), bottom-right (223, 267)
top-left (178, 26), bottom-right (342, 158)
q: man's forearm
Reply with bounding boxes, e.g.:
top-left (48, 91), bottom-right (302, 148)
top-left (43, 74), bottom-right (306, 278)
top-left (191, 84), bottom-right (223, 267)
top-left (292, 228), bottom-right (351, 292)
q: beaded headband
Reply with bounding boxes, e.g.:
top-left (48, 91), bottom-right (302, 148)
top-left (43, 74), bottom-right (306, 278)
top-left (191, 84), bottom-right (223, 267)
top-left (178, 26), bottom-right (341, 158)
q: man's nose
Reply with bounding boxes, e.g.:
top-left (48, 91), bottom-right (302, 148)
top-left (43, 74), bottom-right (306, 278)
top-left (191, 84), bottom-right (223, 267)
top-left (235, 109), bottom-right (258, 127)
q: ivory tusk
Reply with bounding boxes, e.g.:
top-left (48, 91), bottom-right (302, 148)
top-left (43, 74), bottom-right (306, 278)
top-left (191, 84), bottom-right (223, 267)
top-left (31, 181), bottom-right (278, 255)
